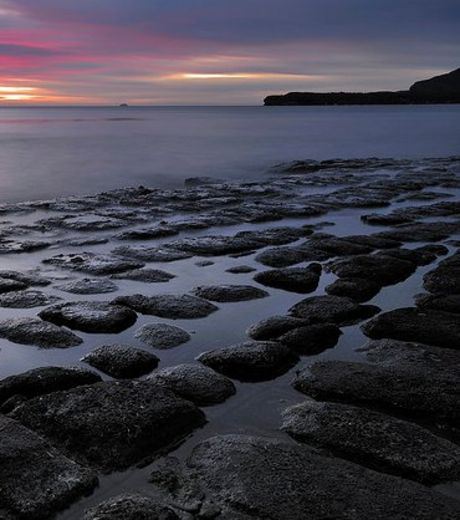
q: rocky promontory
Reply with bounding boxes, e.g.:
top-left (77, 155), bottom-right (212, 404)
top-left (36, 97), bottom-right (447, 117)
top-left (264, 68), bottom-right (460, 105)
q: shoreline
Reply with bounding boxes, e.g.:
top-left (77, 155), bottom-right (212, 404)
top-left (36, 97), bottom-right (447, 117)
top-left (0, 155), bottom-right (459, 519)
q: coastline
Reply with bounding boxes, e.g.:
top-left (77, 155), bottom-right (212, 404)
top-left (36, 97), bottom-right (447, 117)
top-left (0, 155), bottom-right (459, 519)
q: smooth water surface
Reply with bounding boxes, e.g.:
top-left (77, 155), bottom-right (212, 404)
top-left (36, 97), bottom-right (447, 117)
top-left (1, 104), bottom-right (459, 202)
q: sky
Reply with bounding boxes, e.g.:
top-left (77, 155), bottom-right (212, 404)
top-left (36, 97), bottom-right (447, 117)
top-left (0, 0), bottom-right (459, 105)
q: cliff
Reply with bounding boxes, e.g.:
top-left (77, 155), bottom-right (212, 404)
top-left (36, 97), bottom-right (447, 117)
top-left (264, 68), bottom-right (460, 106)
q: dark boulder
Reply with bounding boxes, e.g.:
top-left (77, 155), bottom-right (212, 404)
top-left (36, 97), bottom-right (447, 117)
top-left (10, 380), bottom-right (205, 472)
top-left (289, 295), bottom-right (379, 324)
top-left (135, 323), bottom-right (191, 349)
top-left (282, 399), bottom-right (460, 484)
top-left (0, 415), bottom-right (97, 520)
top-left (253, 264), bottom-right (321, 293)
top-left (361, 307), bottom-right (460, 349)
top-left (197, 340), bottom-right (298, 381)
top-left (192, 284), bottom-right (268, 302)
top-left (39, 301), bottom-right (137, 333)
top-left (326, 277), bottom-right (381, 302)
top-left (246, 315), bottom-right (309, 340)
top-left (0, 317), bottom-right (82, 348)
top-left (278, 323), bottom-right (342, 354)
top-left (82, 345), bottom-right (159, 378)
top-left (149, 363), bottom-right (236, 406)
top-left (113, 294), bottom-right (218, 319)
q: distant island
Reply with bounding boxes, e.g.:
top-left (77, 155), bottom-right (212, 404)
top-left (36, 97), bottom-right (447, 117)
top-left (264, 68), bottom-right (460, 105)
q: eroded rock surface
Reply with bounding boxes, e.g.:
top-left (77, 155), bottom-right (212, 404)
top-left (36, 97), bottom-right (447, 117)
top-left (149, 363), bottom-right (236, 405)
top-left (197, 341), bottom-right (298, 381)
top-left (254, 264), bottom-right (321, 293)
top-left (135, 323), bottom-right (191, 349)
top-left (82, 345), bottom-right (159, 379)
top-left (10, 381), bottom-right (206, 472)
top-left (39, 301), bottom-right (137, 333)
top-left (282, 399), bottom-right (460, 484)
top-left (192, 284), bottom-right (268, 302)
top-left (148, 434), bottom-right (460, 520)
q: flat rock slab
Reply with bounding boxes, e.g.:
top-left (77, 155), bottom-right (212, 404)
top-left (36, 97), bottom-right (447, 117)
top-left (423, 251), bottom-right (460, 294)
top-left (113, 245), bottom-right (192, 262)
top-left (0, 290), bottom-right (60, 308)
top-left (43, 252), bottom-right (144, 275)
top-left (10, 381), bottom-right (205, 472)
top-left (278, 323), bottom-right (342, 355)
top-left (116, 225), bottom-right (179, 240)
top-left (0, 415), bottom-right (97, 520)
top-left (82, 345), bottom-right (159, 379)
top-left (0, 366), bottom-right (101, 412)
top-left (253, 264), bottom-right (321, 293)
top-left (361, 307), bottom-right (460, 349)
top-left (111, 268), bottom-right (175, 283)
top-left (375, 221), bottom-right (460, 242)
top-left (83, 493), bottom-right (177, 520)
top-left (192, 284), bottom-right (268, 302)
top-left (416, 293), bottom-right (460, 314)
top-left (246, 315), bottom-right (308, 341)
top-left (0, 317), bottom-right (82, 348)
top-left (39, 301), bottom-right (137, 333)
top-left (0, 277), bottom-right (27, 294)
top-left (282, 399), bottom-right (460, 484)
top-left (56, 278), bottom-right (118, 294)
top-left (135, 323), bottom-right (191, 349)
top-left (148, 434), bottom-right (460, 520)
top-left (0, 270), bottom-right (51, 287)
top-left (293, 339), bottom-right (460, 439)
top-left (255, 244), bottom-right (329, 268)
top-left (289, 294), bottom-right (379, 324)
top-left (197, 340), bottom-right (298, 381)
top-left (326, 277), bottom-right (381, 302)
top-left (327, 254), bottom-right (416, 286)
top-left (149, 363), bottom-right (236, 406)
top-left (226, 265), bottom-right (256, 274)
top-left (113, 294), bottom-right (218, 319)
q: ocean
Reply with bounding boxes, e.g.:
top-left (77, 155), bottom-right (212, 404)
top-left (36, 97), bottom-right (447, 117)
top-left (0, 104), bottom-right (459, 202)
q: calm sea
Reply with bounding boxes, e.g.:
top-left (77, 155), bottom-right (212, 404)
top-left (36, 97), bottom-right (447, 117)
top-left (0, 104), bottom-right (459, 202)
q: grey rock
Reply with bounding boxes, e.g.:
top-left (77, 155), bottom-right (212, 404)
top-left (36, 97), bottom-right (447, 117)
top-left (327, 254), bottom-right (416, 285)
top-left (0, 270), bottom-right (51, 287)
top-left (43, 252), bottom-right (144, 275)
top-left (82, 345), bottom-right (158, 379)
top-left (226, 265), bottom-right (256, 273)
top-left (416, 293), bottom-right (460, 314)
top-left (0, 290), bottom-right (60, 308)
top-left (113, 294), bottom-right (218, 319)
top-left (10, 381), bottom-right (205, 472)
top-left (0, 366), bottom-right (101, 411)
top-left (116, 225), bottom-right (178, 241)
top-left (246, 315), bottom-right (309, 340)
top-left (39, 301), bottom-right (137, 333)
top-left (192, 284), bottom-right (268, 302)
top-left (376, 221), bottom-right (460, 242)
top-left (135, 323), bottom-right (191, 349)
top-left (253, 264), bottom-right (321, 293)
top-left (255, 245), bottom-right (329, 267)
top-left (0, 415), bottom-right (97, 520)
top-left (148, 434), bottom-right (460, 520)
top-left (326, 277), bottom-right (381, 302)
top-left (83, 493), bottom-right (178, 520)
top-left (197, 340), bottom-right (298, 381)
top-left (289, 294), bottom-right (379, 324)
top-left (0, 239), bottom-right (50, 254)
top-left (0, 317), bottom-right (82, 348)
top-left (149, 363), bottom-right (236, 405)
top-left (57, 278), bottom-right (118, 294)
top-left (111, 268), bottom-right (175, 283)
top-left (0, 277), bottom-right (27, 294)
top-left (282, 399), bottom-right (460, 484)
top-left (423, 251), bottom-right (460, 294)
top-left (278, 323), bottom-right (342, 354)
top-left (293, 339), bottom-right (460, 439)
top-left (113, 245), bottom-right (192, 262)
top-left (361, 307), bottom-right (460, 349)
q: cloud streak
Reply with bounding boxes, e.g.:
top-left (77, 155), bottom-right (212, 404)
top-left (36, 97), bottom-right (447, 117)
top-left (0, 0), bottom-right (459, 104)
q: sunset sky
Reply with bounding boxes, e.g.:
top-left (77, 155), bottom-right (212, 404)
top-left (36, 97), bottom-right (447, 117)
top-left (0, 0), bottom-right (459, 105)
